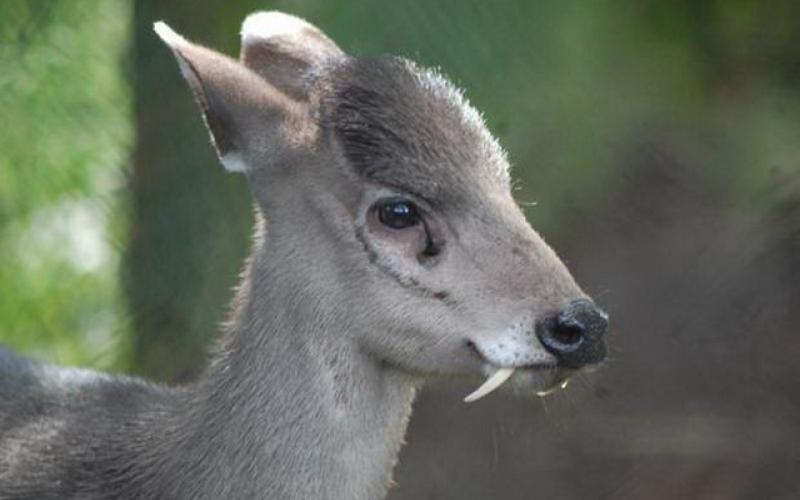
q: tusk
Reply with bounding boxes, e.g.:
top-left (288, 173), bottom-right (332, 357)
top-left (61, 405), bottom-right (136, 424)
top-left (537, 378), bottom-right (570, 397)
top-left (464, 367), bottom-right (515, 403)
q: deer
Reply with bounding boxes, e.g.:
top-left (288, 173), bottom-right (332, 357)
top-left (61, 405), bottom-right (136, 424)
top-left (0, 11), bottom-right (608, 500)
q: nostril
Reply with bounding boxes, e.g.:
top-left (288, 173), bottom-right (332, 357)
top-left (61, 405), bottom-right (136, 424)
top-left (551, 317), bottom-right (585, 346)
top-left (536, 299), bottom-right (609, 369)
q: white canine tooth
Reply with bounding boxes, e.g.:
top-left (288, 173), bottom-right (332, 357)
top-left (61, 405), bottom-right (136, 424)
top-left (463, 367), bottom-right (515, 403)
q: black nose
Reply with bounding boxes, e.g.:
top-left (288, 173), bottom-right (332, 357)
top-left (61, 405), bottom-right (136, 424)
top-left (536, 299), bottom-right (608, 369)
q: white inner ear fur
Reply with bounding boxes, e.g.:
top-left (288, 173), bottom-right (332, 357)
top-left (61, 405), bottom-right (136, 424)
top-left (220, 152), bottom-right (248, 173)
top-left (241, 11), bottom-right (316, 43)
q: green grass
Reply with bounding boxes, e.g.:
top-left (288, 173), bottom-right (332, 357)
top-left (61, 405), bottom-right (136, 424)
top-left (0, 1), bottom-right (133, 371)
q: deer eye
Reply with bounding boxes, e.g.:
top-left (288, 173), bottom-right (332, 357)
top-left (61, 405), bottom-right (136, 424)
top-left (377, 200), bottom-right (420, 229)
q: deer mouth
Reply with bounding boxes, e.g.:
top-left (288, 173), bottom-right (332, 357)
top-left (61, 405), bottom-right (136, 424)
top-left (464, 341), bottom-right (570, 402)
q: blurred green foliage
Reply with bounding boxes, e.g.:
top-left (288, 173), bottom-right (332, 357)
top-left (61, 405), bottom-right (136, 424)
top-left (0, 1), bottom-right (132, 370)
top-left (1, 0), bottom-right (799, 375)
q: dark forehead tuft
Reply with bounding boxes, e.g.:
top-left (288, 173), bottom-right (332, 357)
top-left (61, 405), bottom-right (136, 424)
top-left (322, 56), bottom-right (509, 204)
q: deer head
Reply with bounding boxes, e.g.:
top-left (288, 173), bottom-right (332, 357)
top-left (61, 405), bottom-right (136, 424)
top-left (154, 12), bottom-right (607, 403)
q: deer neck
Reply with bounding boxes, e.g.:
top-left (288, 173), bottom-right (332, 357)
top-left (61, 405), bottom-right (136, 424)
top-left (176, 236), bottom-right (419, 499)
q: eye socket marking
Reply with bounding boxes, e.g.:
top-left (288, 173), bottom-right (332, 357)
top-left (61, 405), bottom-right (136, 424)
top-left (358, 198), bottom-right (455, 305)
top-left (419, 236), bottom-right (441, 261)
top-left (377, 199), bottom-right (420, 229)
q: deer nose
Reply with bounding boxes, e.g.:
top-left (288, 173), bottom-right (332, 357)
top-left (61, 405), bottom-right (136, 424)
top-left (536, 299), bottom-right (608, 369)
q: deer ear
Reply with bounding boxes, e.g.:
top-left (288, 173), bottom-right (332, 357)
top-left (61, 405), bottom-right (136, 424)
top-left (154, 21), bottom-right (298, 174)
top-left (240, 11), bottom-right (344, 101)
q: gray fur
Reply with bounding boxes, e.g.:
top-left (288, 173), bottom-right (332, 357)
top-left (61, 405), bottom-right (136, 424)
top-left (325, 56), bottom-right (509, 205)
top-left (0, 11), bottom-right (601, 500)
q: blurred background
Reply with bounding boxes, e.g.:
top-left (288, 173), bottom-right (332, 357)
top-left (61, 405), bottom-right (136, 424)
top-left (1, 1), bottom-right (799, 498)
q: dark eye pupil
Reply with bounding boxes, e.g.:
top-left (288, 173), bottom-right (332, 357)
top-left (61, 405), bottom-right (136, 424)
top-left (378, 201), bottom-right (419, 229)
